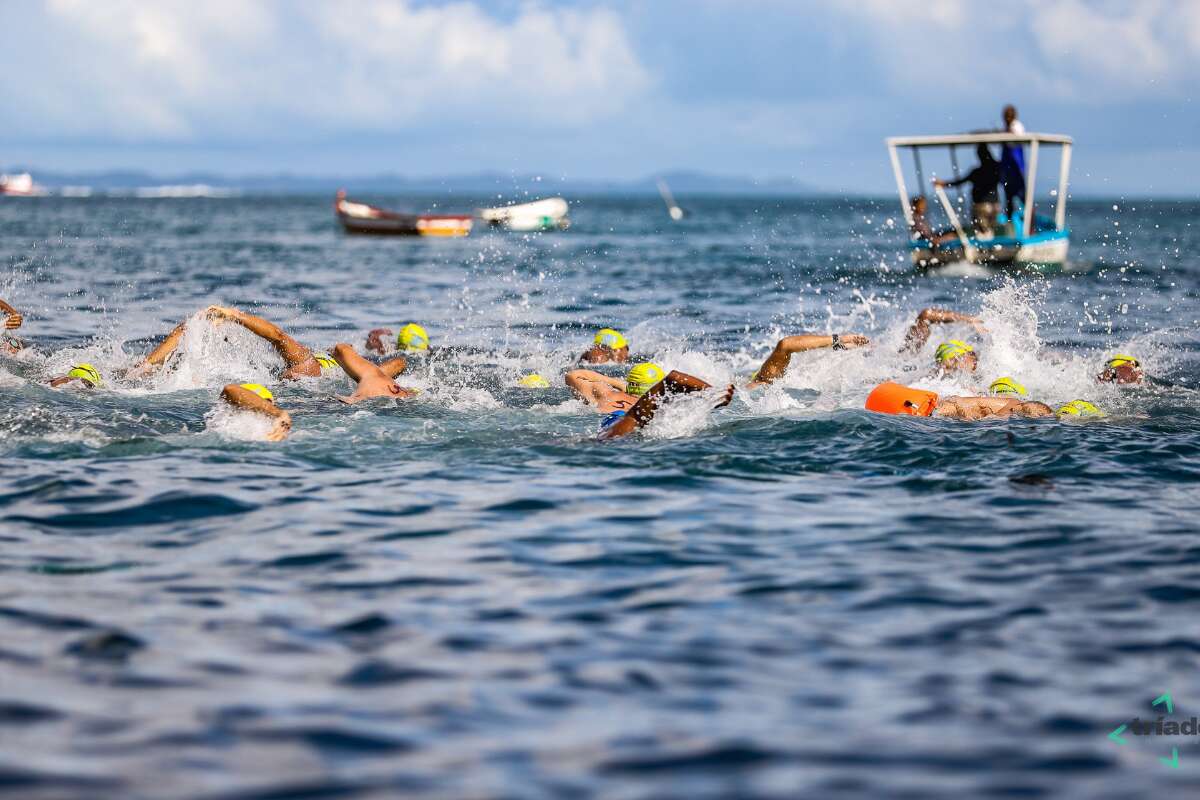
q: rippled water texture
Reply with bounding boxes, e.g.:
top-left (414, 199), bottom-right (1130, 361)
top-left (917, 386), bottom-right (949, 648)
top-left (2, 195), bottom-right (1199, 798)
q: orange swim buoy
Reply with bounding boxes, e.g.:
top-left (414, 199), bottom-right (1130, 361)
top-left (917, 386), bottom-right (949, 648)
top-left (865, 382), bottom-right (939, 417)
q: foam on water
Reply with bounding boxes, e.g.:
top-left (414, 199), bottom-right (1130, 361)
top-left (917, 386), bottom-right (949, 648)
top-left (3, 195), bottom-right (1200, 799)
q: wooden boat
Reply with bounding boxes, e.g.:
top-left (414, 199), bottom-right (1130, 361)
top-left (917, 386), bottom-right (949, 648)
top-left (335, 190), bottom-right (473, 236)
top-left (479, 197), bottom-right (569, 231)
top-left (0, 173), bottom-right (43, 196)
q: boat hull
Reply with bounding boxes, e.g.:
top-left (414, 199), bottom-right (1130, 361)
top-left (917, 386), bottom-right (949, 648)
top-left (910, 233), bottom-right (1070, 268)
top-left (479, 197), bottom-right (569, 231)
top-left (335, 191), bottom-right (473, 237)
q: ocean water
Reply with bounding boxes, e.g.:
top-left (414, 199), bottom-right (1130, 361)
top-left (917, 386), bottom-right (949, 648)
top-left (1, 194), bottom-right (1198, 799)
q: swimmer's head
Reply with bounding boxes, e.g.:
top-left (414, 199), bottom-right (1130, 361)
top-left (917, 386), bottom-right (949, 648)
top-left (67, 363), bottom-right (102, 388)
top-left (313, 352), bottom-right (338, 371)
top-left (1057, 399), bottom-right (1103, 418)
top-left (397, 323), bottom-right (429, 352)
top-left (934, 340), bottom-right (977, 372)
top-left (581, 328), bottom-right (629, 363)
top-left (517, 373), bottom-right (550, 389)
top-left (988, 376), bottom-right (1027, 398)
top-left (1097, 354), bottom-right (1143, 385)
top-left (625, 362), bottom-right (665, 396)
top-left (239, 383), bottom-right (274, 403)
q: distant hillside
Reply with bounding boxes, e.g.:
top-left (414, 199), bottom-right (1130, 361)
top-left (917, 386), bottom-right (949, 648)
top-left (6, 167), bottom-right (818, 196)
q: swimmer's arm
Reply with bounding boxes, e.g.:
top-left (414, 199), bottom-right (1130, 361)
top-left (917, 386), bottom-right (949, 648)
top-left (751, 333), bottom-right (871, 386)
top-left (208, 306), bottom-right (315, 369)
top-left (602, 371), bottom-right (734, 439)
top-left (221, 384), bottom-right (292, 441)
top-left (565, 369), bottom-right (624, 402)
top-left (131, 320), bottom-right (188, 375)
top-left (0, 298), bottom-right (22, 329)
top-left (933, 396), bottom-right (1018, 421)
top-left (904, 308), bottom-right (985, 351)
top-left (379, 356), bottom-right (407, 379)
top-left (365, 328), bottom-right (393, 355)
top-left (47, 375), bottom-right (93, 388)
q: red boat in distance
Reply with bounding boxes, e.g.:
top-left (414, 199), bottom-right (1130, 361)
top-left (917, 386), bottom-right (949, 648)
top-left (0, 173), bottom-right (44, 196)
top-left (334, 190), bottom-right (473, 237)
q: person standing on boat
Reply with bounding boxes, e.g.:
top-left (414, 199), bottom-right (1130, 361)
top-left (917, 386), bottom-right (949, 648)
top-left (934, 144), bottom-right (1001, 235)
top-left (1000, 104), bottom-right (1027, 218)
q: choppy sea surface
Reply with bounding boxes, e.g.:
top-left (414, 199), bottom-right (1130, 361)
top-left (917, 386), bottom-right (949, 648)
top-left (1, 194), bottom-right (1198, 799)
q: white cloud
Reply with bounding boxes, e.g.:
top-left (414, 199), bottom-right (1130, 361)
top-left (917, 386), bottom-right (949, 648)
top-left (2, 0), bottom-right (651, 141)
top-left (834, 0), bottom-right (1200, 103)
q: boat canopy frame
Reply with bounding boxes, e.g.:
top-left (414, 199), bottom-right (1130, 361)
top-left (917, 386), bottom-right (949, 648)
top-left (886, 132), bottom-right (1073, 240)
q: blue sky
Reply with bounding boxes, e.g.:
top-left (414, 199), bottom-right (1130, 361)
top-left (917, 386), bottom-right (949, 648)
top-left (1, 0), bottom-right (1197, 194)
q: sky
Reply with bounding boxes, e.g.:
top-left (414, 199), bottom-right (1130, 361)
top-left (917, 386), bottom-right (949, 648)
top-left (1, 0), bottom-right (1197, 195)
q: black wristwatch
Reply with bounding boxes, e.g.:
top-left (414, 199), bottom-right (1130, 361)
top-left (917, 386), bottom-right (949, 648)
top-left (831, 333), bottom-right (845, 351)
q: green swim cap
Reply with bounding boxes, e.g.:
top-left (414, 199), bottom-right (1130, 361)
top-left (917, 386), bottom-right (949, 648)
top-left (314, 352), bottom-right (338, 370)
top-left (1058, 399), bottom-right (1103, 418)
top-left (397, 323), bottom-right (429, 352)
top-left (1105, 354), bottom-right (1140, 369)
top-left (594, 328), bottom-right (628, 349)
top-left (935, 340), bottom-right (974, 363)
top-left (239, 383), bottom-right (274, 402)
top-left (626, 362), bottom-right (665, 396)
top-left (67, 363), bottom-right (102, 387)
top-left (988, 376), bottom-right (1027, 398)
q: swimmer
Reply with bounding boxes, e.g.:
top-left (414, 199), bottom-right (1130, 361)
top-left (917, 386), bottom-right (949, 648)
top-left (579, 328), bottom-right (630, 364)
top-left (220, 383), bottom-right (292, 441)
top-left (1058, 399), bottom-right (1104, 418)
top-left (934, 340), bottom-right (979, 374)
top-left (365, 322), bottom-right (429, 357)
top-left (131, 305), bottom-right (361, 381)
top-left (48, 363), bottom-right (102, 389)
top-left (988, 376), bottom-right (1027, 398)
top-left (1, 297), bottom-right (24, 353)
top-left (1096, 354), bottom-right (1143, 385)
top-left (599, 370), bottom-right (735, 440)
top-left (748, 332), bottom-right (870, 387)
top-left (904, 308), bottom-right (986, 351)
top-left (329, 343), bottom-right (418, 404)
top-left (866, 382), bottom-right (1052, 421)
top-left (565, 362), bottom-right (665, 414)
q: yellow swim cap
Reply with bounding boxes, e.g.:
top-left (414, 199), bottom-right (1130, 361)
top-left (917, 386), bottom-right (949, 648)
top-left (518, 373), bottom-right (550, 388)
top-left (626, 362), bottom-right (665, 396)
top-left (594, 328), bottom-right (628, 350)
top-left (67, 363), bottom-right (102, 387)
top-left (397, 323), bottom-right (429, 352)
top-left (239, 383), bottom-right (274, 402)
top-left (1058, 399), bottom-right (1103, 417)
top-left (935, 340), bottom-right (974, 363)
top-left (1105, 354), bottom-right (1140, 369)
top-left (314, 352), bottom-right (338, 370)
top-left (988, 376), bottom-right (1027, 398)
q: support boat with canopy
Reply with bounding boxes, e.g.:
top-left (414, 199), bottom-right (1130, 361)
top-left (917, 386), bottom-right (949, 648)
top-left (886, 132), bottom-right (1072, 268)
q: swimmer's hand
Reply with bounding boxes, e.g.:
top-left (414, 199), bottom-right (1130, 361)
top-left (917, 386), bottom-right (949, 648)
top-left (266, 411), bottom-right (292, 442)
top-left (713, 384), bottom-right (735, 409)
top-left (969, 318), bottom-right (988, 334)
top-left (365, 328), bottom-right (393, 354)
top-left (840, 333), bottom-right (870, 348)
top-left (4, 312), bottom-right (22, 330)
top-left (205, 305), bottom-right (239, 323)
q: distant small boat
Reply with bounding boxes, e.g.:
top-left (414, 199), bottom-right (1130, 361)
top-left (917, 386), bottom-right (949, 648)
top-left (335, 190), bottom-right (473, 237)
top-left (0, 173), bottom-right (44, 197)
top-left (479, 197), bottom-right (569, 231)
